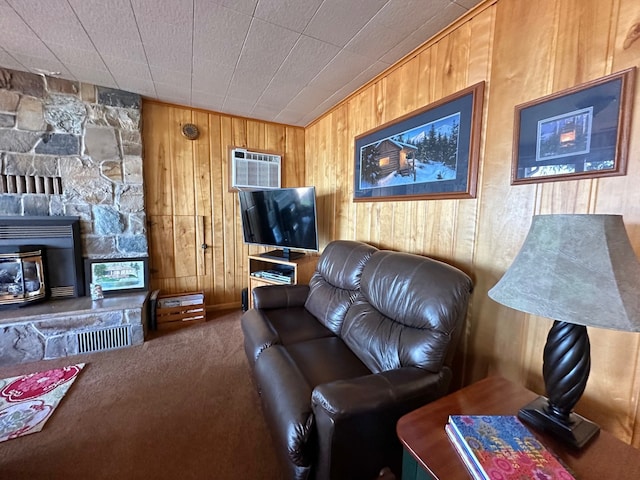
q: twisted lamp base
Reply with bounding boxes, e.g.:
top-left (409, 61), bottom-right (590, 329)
top-left (518, 321), bottom-right (600, 448)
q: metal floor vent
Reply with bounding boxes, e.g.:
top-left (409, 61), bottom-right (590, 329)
top-left (76, 325), bottom-right (132, 354)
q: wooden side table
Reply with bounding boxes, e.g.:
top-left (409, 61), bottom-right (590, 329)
top-left (397, 375), bottom-right (640, 480)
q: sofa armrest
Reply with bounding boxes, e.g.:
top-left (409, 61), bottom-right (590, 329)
top-left (311, 367), bottom-right (449, 419)
top-left (252, 284), bottom-right (310, 309)
top-left (310, 367), bottom-right (451, 480)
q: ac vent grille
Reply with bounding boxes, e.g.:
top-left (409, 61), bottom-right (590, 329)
top-left (76, 326), bottom-right (132, 354)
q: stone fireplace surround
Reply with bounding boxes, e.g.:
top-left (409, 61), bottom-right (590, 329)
top-left (0, 68), bottom-right (148, 366)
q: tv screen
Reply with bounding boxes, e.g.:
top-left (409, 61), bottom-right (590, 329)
top-left (238, 187), bottom-right (319, 259)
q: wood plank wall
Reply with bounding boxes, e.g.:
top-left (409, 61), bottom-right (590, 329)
top-left (142, 103), bottom-right (305, 309)
top-left (140, 0), bottom-right (640, 447)
top-left (306, 0), bottom-right (640, 447)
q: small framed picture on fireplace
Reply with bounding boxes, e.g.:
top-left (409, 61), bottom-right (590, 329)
top-left (84, 257), bottom-right (149, 295)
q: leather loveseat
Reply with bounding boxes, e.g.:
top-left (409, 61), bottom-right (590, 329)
top-left (241, 240), bottom-right (473, 480)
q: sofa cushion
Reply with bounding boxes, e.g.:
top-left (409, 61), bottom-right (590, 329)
top-left (241, 306), bottom-right (333, 365)
top-left (285, 337), bottom-right (371, 387)
top-left (305, 240), bottom-right (377, 335)
top-left (341, 250), bottom-right (472, 374)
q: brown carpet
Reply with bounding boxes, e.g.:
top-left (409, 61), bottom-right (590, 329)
top-left (0, 309), bottom-right (283, 480)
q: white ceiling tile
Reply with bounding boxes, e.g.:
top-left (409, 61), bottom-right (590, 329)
top-left (103, 56), bottom-right (154, 91)
top-left (193, 3), bottom-right (251, 67)
top-left (10, 53), bottom-right (69, 76)
top-left (190, 90), bottom-right (226, 112)
top-left (140, 22), bottom-right (193, 72)
top-left (307, 49), bottom-right (374, 93)
top-left (0, 49), bottom-right (25, 70)
top-left (235, 18), bottom-right (300, 75)
top-left (226, 67), bottom-right (270, 104)
top-left (149, 65), bottom-right (192, 87)
top-left (154, 81), bottom-right (191, 101)
top-left (379, 4), bottom-right (467, 66)
top-left (376, 0), bottom-right (451, 33)
top-left (263, 36), bottom-right (340, 97)
top-left (86, 31), bottom-right (147, 64)
top-left (379, 28), bottom-right (434, 65)
top-left (118, 82), bottom-right (156, 98)
top-left (63, 65), bottom-right (117, 88)
top-left (68, 0), bottom-right (147, 63)
top-left (300, 98), bottom-right (338, 125)
top-left (255, 83), bottom-right (293, 109)
top-left (222, 96), bottom-right (256, 117)
top-left (226, 18), bottom-right (301, 101)
top-left (303, 0), bottom-right (387, 47)
top-left (68, 0), bottom-right (137, 33)
top-left (47, 43), bottom-right (106, 70)
top-left (344, 16), bottom-right (409, 61)
top-left (424, 3), bottom-right (468, 36)
top-left (7, 0), bottom-right (94, 50)
top-left (346, 61), bottom-right (390, 89)
top-left (286, 85), bottom-right (334, 112)
top-left (274, 109), bottom-right (307, 126)
top-left (254, 0), bottom-right (323, 32)
top-left (251, 103), bottom-right (282, 120)
top-left (192, 59), bottom-right (234, 92)
top-left (455, 0), bottom-right (482, 9)
top-left (212, 0), bottom-right (258, 16)
top-left (0, 31), bottom-right (56, 60)
top-left (131, 0), bottom-right (193, 28)
top-left (0, 2), bottom-right (32, 32)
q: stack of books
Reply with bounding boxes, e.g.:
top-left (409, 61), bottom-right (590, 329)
top-left (445, 415), bottom-right (576, 480)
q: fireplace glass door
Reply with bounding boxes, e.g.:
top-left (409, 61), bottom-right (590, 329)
top-left (0, 248), bottom-right (46, 307)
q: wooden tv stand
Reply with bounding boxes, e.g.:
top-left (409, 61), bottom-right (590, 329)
top-left (247, 253), bottom-right (318, 309)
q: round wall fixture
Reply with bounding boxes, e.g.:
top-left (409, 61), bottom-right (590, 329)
top-left (181, 123), bottom-right (200, 140)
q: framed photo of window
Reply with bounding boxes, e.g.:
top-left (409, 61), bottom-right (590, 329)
top-left (512, 68), bottom-right (636, 184)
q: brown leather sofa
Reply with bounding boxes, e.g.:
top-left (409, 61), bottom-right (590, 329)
top-left (241, 240), bottom-right (473, 480)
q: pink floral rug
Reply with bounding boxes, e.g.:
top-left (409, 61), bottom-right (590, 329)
top-left (0, 364), bottom-right (84, 443)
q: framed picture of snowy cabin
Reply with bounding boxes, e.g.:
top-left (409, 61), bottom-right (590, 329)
top-left (353, 82), bottom-right (484, 201)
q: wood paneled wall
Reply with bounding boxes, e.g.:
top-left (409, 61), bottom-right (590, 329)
top-left (142, 103), bottom-right (304, 308)
top-left (306, 0), bottom-right (640, 447)
top-left (141, 0), bottom-right (640, 447)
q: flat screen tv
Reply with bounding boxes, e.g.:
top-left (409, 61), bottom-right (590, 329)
top-left (238, 186), bottom-right (319, 260)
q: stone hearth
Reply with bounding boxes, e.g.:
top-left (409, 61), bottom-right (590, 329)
top-left (0, 293), bottom-right (148, 367)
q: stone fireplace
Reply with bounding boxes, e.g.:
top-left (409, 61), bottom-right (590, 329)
top-left (0, 68), bottom-right (148, 366)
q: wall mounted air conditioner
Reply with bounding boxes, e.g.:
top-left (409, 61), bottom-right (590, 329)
top-left (230, 147), bottom-right (281, 190)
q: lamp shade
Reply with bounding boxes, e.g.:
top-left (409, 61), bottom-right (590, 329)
top-left (488, 214), bottom-right (640, 332)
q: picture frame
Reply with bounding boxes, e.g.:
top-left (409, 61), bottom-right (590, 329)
top-left (353, 82), bottom-right (484, 201)
top-left (84, 257), bottom-right (149, 295)
top-left (512, 67), bottom-right (636, 185)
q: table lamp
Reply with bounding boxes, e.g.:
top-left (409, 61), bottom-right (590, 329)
top-left (488, 214), bottom-right (640, 448)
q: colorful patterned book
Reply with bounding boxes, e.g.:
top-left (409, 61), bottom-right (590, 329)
top-left (445, 423), bottom-right (484, 480)
top-left (446, 415), bottom-right (576, 480)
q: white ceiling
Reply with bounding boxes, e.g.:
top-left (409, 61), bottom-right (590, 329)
top-left (0, 0), bottom-right (482, 127)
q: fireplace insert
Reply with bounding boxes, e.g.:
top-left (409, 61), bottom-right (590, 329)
top-left (0, 245), bottom-right (46, 308)
top-left (0, 216), bottom-right (84, 302)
